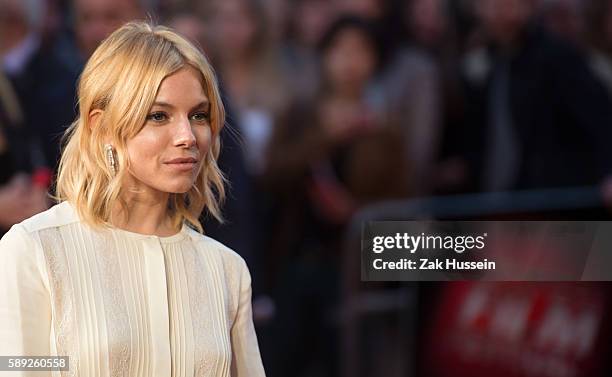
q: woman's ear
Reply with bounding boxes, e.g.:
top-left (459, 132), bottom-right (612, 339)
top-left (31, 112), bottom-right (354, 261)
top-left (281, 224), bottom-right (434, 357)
top-left (88, 109), bottom-right (104, 132)
top-left (89, 109), bottom-right (112, 143)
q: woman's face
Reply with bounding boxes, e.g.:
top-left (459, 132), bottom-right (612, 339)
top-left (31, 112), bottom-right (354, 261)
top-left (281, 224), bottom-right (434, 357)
top-left (477, 0), bottom-right (533, 45)
top-left (409, 0), bottom-right (446, 48)
top-left (324, 28), bottom-right (377, 93)
top-left (124, 66), bottom-right (212, 196)
top-left (212, 0), bottom-right (257, 59)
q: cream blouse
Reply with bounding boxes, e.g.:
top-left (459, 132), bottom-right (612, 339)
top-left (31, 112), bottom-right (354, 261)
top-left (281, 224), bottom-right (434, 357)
top-left (0, 201), bottom-right (266, 377)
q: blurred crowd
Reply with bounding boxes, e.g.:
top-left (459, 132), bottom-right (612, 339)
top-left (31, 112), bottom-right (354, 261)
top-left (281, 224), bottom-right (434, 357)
top-left (3, 0), bottom-right (612, 376)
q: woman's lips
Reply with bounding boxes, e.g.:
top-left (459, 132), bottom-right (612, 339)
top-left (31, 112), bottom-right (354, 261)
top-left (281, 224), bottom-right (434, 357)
top-left (165, 157), bottom-right (197, 164)
top-left (164, 157), bottom-right (198, 172)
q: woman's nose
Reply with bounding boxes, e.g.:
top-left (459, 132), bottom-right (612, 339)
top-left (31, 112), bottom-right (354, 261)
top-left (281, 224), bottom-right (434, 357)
top-left (174, 117), bottom-right (196, 148)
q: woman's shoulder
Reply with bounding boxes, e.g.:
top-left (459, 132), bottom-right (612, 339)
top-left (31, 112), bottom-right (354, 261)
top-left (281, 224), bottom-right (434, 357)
top-left (0, 204), bottom-right (75, 273)
top-left (15, 201), bottom-right (80, 235)
top-left (0, 202), bottom-right (78, 248)
top-left (185, 227), bottom-right (248, 270)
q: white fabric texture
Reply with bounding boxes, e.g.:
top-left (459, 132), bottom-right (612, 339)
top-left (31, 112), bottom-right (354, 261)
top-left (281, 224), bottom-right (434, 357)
top-left (0, 201), bottom-right (266, 377)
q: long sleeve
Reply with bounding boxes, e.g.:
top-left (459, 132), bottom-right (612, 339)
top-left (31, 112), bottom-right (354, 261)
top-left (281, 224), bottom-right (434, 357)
top-left (0, 225), bottom-right (52, 376)
top-left (230, 259), bottom-right (266, 377)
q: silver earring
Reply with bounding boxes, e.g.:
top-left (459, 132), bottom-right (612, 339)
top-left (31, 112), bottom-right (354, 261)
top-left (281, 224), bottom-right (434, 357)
top-left (104, 144), bottom-right (117, 174)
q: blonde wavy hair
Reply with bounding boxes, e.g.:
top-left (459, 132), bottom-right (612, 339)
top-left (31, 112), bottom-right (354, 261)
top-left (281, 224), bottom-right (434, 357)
top-left (55, 21), bottom-right (226, 233)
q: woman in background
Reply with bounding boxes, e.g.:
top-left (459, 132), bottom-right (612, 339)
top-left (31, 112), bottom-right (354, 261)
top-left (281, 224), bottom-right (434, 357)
top-left (263, 16), bottom-right (410, 377)
top-left (207, 0), bottom-right (289, 174)
top-left (0, 22), bottom-right (265, 377)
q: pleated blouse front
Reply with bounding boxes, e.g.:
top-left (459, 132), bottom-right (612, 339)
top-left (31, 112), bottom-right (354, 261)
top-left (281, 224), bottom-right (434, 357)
top-left (0, 202), bottom-right (266, 377)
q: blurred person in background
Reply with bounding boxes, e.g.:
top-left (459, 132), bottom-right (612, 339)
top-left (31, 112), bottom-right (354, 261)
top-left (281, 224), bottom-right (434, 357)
top-left (72, 0), bottom-right (143, 59)
top-left (0, 0), bottom-right (44, 74)
top-left (0, 72), bottom-right (48, 235)
top-left (0, 0), bottom-right (48, 170)
top-left (399, 0), bottom-right (473, 194)
top-left (3, 0), bottom-right (78, 172)
top-left (205, 0), bottom-right (292, 306)
top-left (165, 7), bottom-right (208, 49)
top-left (454, 0), bottom-right (612, 193)
top-left (282, 0), bottom-right (337, 99)
top-left (207, 0), bottom-right (290, 175)
top-left (407, 0), bottom-right (449, 50)
top-left (0, 0), bottom-right (51, 234)
top-left (1, 0), bottom-right (144, 177)
top-left (382, 0), bottom-right (462, 195)
top-left (263, 16), bottom-right (411, 377)
top-left (540, 0), bottom-right (584, 45)
top-left (334, 0), bottom-right (448, 196)
top-left (260, 0), bottom-right (291, 46)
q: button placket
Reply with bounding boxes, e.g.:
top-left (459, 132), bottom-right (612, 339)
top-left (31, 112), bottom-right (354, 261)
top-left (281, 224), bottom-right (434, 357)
top-left (142, 237), bottom-right (172, 376)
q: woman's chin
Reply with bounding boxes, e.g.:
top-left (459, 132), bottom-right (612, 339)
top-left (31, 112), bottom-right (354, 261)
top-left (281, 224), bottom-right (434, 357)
top-left (163, 180), bottom-right (196, 194)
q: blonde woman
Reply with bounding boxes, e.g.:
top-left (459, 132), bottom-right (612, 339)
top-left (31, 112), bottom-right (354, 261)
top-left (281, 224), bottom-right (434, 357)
top-left (0, 22), bottom-right (266, 377)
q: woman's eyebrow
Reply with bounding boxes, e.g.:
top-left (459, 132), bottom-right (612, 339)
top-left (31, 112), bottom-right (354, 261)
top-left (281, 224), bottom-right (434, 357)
top-left (191, 101), bottom-right (210, 111)
top-left (150, 101), bottom-right (210, 111)
top-left (152, 101), bottom-right (174, 108)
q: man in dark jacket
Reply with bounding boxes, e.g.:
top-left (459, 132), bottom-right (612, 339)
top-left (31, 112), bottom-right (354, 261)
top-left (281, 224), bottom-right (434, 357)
top-left (457, 0), bottom-right (612, 192)
top-left (0, 72), bottom-right (48, 234)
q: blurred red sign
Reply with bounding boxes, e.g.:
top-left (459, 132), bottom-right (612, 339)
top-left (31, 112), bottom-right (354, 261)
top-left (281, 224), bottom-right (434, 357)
top-left (423, 281), bottom-right (611, 377)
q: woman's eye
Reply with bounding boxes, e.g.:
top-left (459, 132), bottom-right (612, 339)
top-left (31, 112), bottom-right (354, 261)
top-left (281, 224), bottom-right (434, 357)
top-left (147, 112), bottom-right (168, 122)
top-left (191, 112), bottom-right (210, 122)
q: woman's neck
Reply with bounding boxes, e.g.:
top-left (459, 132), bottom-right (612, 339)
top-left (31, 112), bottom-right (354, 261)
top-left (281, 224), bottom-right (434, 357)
top-left (111, 192), bottom-right (179, 237)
